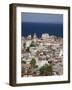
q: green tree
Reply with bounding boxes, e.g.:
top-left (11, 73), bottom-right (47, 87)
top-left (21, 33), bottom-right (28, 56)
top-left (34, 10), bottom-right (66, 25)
top-left (21, 60), bottom-right (26, 64)
top-left (30, 41), bottom-right (35, 47)
top-left (30, 58), bottom-right (39, 76)
top-left (23, 43), bottom-right (26, 48)
top-left (39, 64), bottom-right (52, 76)
top-left (30, 58), bottom-right (36, 68)
top-left (26, 47), bottom-right (30, 52)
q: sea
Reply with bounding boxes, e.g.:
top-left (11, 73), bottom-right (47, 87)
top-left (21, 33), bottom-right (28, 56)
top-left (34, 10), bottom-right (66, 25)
top-left (21, 22), bottom-right (63, 38)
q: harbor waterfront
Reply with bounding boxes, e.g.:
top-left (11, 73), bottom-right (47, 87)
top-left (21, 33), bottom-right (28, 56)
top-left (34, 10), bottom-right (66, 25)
top-left (21, 33), bottom-right (63, 77)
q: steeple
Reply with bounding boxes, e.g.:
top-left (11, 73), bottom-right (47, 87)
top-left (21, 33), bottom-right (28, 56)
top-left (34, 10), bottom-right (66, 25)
top-left (33, 33), bottom-right (37, 39)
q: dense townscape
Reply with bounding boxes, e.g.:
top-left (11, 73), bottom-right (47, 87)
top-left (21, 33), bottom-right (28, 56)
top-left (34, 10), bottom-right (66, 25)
top-left (21, 33), bottom-right (63, 77)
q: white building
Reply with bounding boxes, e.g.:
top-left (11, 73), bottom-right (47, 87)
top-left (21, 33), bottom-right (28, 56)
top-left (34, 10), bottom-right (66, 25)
top-left (27, 35), bottom-right (32, 39)
top-left (59, 49), bottom-right (63, 57)
top-left (33, 33), bottom-right (37, 42)
top-left (21, 36), bottom-right (25, 49)
top-left (41, 33), bottom-right (49, 39)
top-left (26, 40), bottom-right (31, 48)
top-left (33, 33), bottom-right (37, 38)
top-left (37, 60), bottom-right (49, 68)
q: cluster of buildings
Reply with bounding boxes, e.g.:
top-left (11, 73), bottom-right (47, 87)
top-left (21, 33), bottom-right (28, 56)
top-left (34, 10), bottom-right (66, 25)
top-left (21, 33), bottom-right (63, 77)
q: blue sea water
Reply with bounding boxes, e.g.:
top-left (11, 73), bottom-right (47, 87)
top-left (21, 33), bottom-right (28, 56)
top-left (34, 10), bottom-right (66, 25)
top-left (21, 22), bottom-right (63, 37)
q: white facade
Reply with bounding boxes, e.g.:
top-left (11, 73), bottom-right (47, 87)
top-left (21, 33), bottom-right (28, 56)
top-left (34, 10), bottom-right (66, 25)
top-left (27, 35), bottom-right (32, 39)
top-left (42, 33), bottom-right (49, 39)
top-left (21, 37), bottom-right (25, 49)
top-left (37, 60), bottom-right (49, 68)
top-left (26, 40), bottom-right (31, 48)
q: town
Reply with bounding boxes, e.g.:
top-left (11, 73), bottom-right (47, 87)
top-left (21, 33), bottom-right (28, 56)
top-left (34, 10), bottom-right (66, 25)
top-left (21, 33), bottom-right (63, 77)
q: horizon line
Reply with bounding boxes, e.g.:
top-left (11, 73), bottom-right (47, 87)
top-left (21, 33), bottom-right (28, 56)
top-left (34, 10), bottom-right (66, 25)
top-left (21, 21), bottom-right (63, 24)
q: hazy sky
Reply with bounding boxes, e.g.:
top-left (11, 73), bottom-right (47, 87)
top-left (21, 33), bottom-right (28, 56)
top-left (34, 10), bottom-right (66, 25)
top-left (21, 12), bottom-right (63, 24)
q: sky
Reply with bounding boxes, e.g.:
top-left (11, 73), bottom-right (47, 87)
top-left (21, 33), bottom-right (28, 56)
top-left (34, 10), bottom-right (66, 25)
top-left (21, 12), bottom-right (63, 24)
